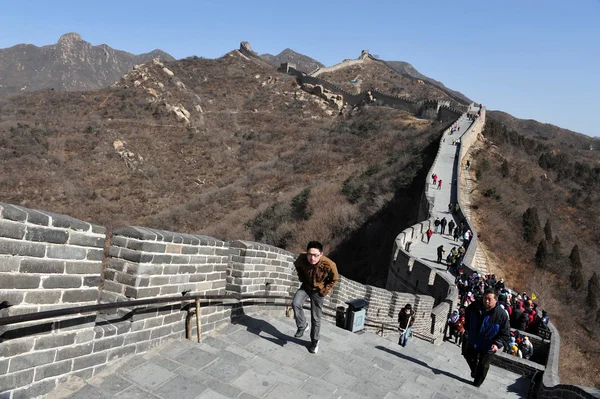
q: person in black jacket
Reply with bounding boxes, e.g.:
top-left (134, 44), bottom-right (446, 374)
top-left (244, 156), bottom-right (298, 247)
top-left (463, 289), bottom-right (510, 387)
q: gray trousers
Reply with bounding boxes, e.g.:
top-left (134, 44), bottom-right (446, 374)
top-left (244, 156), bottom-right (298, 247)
top-left (292, 285), bottom-right (324, 342)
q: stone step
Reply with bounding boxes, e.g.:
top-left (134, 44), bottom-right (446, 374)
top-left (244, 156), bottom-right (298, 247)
top-left (50, 314), bottom-right (530, 399)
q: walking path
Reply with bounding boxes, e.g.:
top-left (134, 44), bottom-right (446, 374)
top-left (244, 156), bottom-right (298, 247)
top-left (405, 106), bottom-right (486, 276)
top-left (50, 314), bottom-right (529, 399)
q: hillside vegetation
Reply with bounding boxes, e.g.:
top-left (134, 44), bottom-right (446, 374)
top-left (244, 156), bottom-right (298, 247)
top-left (0, 51), bottom-right (441, 279)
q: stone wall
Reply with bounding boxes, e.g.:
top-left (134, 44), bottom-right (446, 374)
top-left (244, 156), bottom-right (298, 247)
top-left (0, 204), bottom-right (437, 398)
top-left (0, 202), bottom-right (105, 337)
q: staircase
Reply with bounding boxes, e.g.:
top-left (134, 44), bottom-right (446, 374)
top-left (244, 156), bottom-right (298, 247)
top-left (50, 314), bottom-right (529, 399)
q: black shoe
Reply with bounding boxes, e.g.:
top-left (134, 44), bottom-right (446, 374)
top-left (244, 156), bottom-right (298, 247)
top-left (308, 340), bottom-right (319, 354)
top-left (471, 371), bottom-right (476, 378)
top-left (294, 324), bottom-right (309, 338)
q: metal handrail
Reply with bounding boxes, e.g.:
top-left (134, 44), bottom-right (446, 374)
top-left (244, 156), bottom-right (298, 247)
top-left (0, 293), bottom-right (290, 327)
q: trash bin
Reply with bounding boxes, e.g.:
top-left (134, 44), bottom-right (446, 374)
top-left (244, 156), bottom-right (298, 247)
top-left (345, 299), bottom-right (368, 333)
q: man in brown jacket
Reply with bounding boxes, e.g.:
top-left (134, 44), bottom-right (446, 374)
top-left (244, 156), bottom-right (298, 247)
top-left (292, 241), bottom-right (339, 354)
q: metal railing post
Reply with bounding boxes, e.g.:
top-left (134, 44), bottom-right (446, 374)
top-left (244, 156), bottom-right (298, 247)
top-left (195, 298), bottom-right (202, 343)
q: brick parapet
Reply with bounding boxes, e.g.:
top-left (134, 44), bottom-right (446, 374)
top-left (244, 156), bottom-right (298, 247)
top-left (0, 202), bottom-right (105, 329)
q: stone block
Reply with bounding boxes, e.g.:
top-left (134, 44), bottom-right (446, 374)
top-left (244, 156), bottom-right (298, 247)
top-left (72, 352), bottom-right (108, 371)
top-left (0, 274), bottom-right (40, 289)
top-left (25, 226), bottom-right (69, 244)
top-left (0, 238), bottom-right (46, 257)
top-left (107, 344), bottom-right (136, 362)
top-left (150, 275), bottom-right (170, 285)
top-left (65, 261), bottom-right (102, 274)
top-left (103, 280), bottom-right (124, 294)
top-left (150, 325), bottom-right (172, 339)
top-left (34, 332), bottom-right (77, 350)
top-left (181, 246), bottom-right (198, 254)
top-left (0, 254), bottom-right (20, 272)
top-left (68, 232), bottom-right (105, 248)
top-left (113, 226), bottom-right (157, 240)
top-left (56, 342), bottom-right (94, 361)
top-left (0, 369), bottom-right (34, 392)
top-left (62, 289), bottom-right (98, 303)
top-left (20, 258), bottom-right (65, 274)
top-left (0, 359), bottom-right (7, 375)
top-left (123, 330), bottom-right (152, 345)
top-left (160, 285), bottom-right (179, 295)
top-left (93, 335), bottom-right (124, 353)
top-left (34, 359), bottom-right (73, 381)
top-left (24, 291), bottom-right (62, 304)
top-left (46, 245), bottom-right (87, 260)
top-left (83, 276), bottom-right (102, 287)
top-left (86, 248), bottom-right (105, 261)
top-left (42, 275), bottom-right (82, 289)
top-left (0, 203), bottom-right (27, 222)
top-left (9, 350), bottom-right (56, 372)
top-left (147, 254), bottom-right (169, 264)
top-left (171, 255), bottom-right (190, 264)
top-left (47, 212), bottom-right (90, 232)
top-left (127, 240), bottom-right (167, 253)
top-left (0, 220), bottom-right (26, 239)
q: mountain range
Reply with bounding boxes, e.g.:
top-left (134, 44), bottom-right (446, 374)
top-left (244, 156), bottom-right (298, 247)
top-left (0, 32), bottom-right (174, 98)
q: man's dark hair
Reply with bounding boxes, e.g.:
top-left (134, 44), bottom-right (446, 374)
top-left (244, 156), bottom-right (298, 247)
top-left (483, 289), bottom-right (497, 299)
top-left (306, 241), bottom-right (323, 252)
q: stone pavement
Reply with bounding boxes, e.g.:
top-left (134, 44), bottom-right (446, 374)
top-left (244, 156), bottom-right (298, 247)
top-left (406, 106), bottom-right (487, 276)
top-left (49, 314), bottom-right (529, 399)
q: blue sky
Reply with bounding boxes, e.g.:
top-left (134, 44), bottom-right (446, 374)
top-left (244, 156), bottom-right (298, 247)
top-left (1, 0), bottom-right (598, 137)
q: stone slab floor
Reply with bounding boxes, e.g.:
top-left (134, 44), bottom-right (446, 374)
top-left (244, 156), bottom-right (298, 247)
top-left (48, 314), bottom-right (530, 399)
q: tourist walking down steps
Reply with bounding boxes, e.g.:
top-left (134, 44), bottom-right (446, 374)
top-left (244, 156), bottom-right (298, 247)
top-left (293, 241), bottom-right (339, 354)
top-left (463, 289), bottom-right (510, 387)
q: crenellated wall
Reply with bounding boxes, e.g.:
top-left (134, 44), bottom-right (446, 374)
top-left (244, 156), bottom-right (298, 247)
top-left (0, 202), bottom-right (437, 398)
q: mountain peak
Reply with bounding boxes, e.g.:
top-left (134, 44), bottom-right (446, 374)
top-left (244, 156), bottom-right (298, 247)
top-left (58, 32), bottom-right (83, 46)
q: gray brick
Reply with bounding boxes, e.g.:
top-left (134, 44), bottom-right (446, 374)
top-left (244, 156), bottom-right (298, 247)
top-left (93, 335), bottom-right (124, 352)
top-left (0, 369), bottom-right (34, 392)
top-left (25, 209), bottom-right (50, 226)
top-left (56, 342), bottom-right (94, 361)
top-left (113, 226), bottom-right (157, 240)
top-left (127, 240), bottom-right (167, 253)
top-left (0, 220), bottom-right (26, 239)
top-left (0, 274), bottom-right (40, 289)
top-left (91, 224), bottom-right (106, 234)
top-left (0, 238), bottom-right (46, 257)
top-left (46, 245), bottom-right (87, 260)
top-left (24, 290), bottom-right (62, 304)
top-left (65, 261), bottom-right (102, 274)
top-left (152, 254), bottom-right (172, 264)
top-left (34, 332), bottom-right (76, 350)
top-left (84, 276), bottom-right (102, 287)
top-left (0, 359), bottom-right (8, 375)
top-left (34, 359), bottom-right (72, 381)
top-left (107, 344), bottom-right (136, 362)
top-left (42, 275), bottom-right (82, 289)
top-left (20, 258), bottom-right (65, 274)
top-left (68, 232), bottom-right (105, 248)
top-left (47, 212), bottom-right (90, 231)
top-left (123, 330), bottom-right (152, 345)
top-left (0, 204), bottom-right (27, 222)
top-left (12, 379), bottom-right (57, 399)
top-left (9, 350), bottom-right (56, 372)
top-left (62, 289), bottom-right (98, 303)
top-left (25, 226), bottom-right (69, 244)
top-left (86, 248), bottom-right (104, 261)
top-left (72, 352), bottom-right (108, 371)
top-left (0, 254), bottom-right (20, 272)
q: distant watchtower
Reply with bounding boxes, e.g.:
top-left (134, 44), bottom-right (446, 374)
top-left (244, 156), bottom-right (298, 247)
top-left (420, 100), bottom-right (451, 120)
top-left (278, 62), bottom-right (297, 73)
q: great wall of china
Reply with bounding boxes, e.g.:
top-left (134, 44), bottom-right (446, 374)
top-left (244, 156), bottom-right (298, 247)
top-left (1, 46), bottom-right (599, 398)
